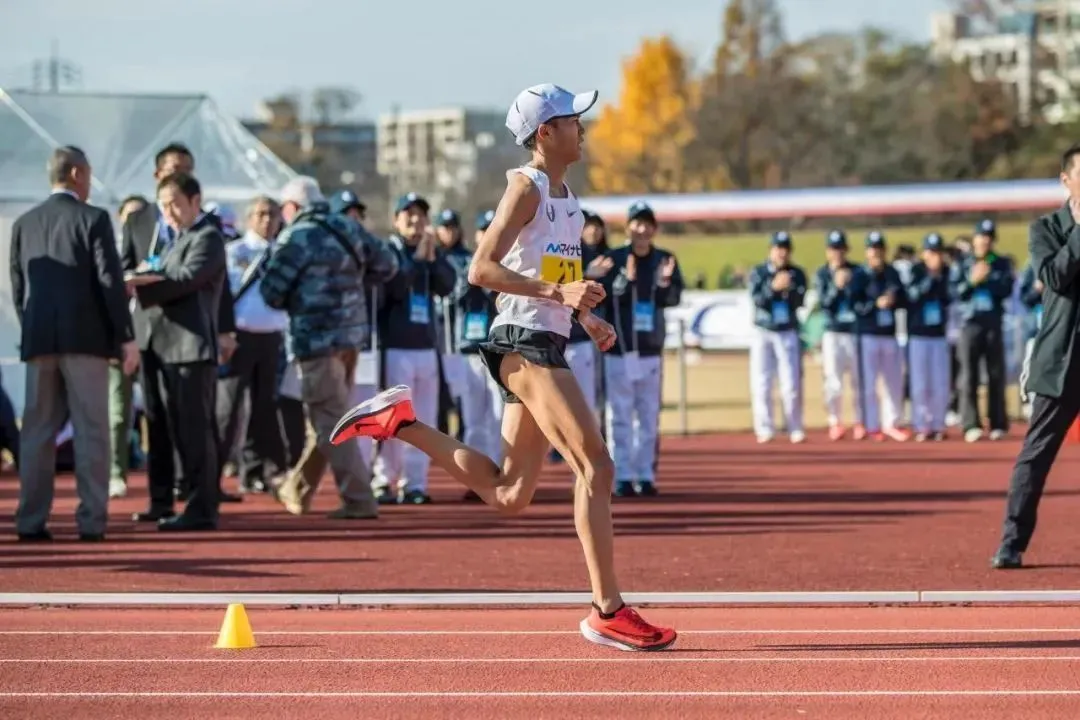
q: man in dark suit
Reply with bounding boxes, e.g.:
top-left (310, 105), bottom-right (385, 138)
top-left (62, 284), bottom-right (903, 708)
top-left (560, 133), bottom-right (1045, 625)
top-left (9, 146), bottom-right (139, 542)
top-left (128, 172), bottom-right (227, 532)
top-left (992, 142), bottom-right (1080, 569)
top-left (121, 143), bottom-right (239, 513)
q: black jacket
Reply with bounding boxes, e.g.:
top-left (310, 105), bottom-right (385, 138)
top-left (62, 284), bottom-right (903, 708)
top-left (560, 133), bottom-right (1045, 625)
top-left (122, 203), bottom-right (236, 351)
top-left (10, 192), bottom-right (134, 361)
top-left (851, 264), bottom-right (907, 337)
top-left (1024, 205), bottom-right (1080, 399)
top-left (377, 234), bottom-right (457, 351)
top-left (600, 245), bottom-right (683, 357)
top-left (904, 261), bottom-right (951, 339)
top-left (439, 242), bottom-right (498, 355)
top-left (131, 215), bottom-right (228, 364)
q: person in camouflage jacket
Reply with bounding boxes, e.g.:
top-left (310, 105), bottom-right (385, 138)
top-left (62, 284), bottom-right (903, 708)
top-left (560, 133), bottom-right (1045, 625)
top-left (260, 199), bottom-right (398, 360)
top-left (259, 177), bottom-right (398, 519)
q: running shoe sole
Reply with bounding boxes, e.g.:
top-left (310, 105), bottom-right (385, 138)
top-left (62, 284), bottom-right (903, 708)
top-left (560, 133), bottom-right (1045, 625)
top-left (330, 384), bottom-right (413, 445)
top-left (579, 618), bottom-right (677, 652)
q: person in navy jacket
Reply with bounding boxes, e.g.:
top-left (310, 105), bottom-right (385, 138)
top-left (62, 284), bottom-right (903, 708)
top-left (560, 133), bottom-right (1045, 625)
top-left (904, 232), bottom-right (952, 441)
top-left (851, 231), bottom-right (911, 442)
top-left (813, 229), bottom-right (863, 440)
top-left (949, 219), bottom-right (1015, 442)
top-left (747, 231), bottom-right (807, 443)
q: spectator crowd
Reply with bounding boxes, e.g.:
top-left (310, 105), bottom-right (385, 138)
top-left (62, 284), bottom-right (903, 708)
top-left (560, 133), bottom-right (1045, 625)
top-left (8, 141), bottom-right (686, 541)
top-left (748, 222), bottom-right (1037, 445)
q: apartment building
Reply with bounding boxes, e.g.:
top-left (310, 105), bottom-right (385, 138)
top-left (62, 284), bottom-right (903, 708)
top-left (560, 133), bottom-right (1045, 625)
top-left (931, 2), bottom-right (1080, 123)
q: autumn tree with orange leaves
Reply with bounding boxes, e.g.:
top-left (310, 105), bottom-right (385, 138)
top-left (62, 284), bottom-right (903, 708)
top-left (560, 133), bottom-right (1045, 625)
top-left (586, 36), bottom-right (728, 195)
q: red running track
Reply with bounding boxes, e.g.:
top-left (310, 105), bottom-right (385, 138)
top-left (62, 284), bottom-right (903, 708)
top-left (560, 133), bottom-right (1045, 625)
top-left (1, 432), bottom-right (1079, 594)
top-left (1, 605), bottom-right (1080, 719)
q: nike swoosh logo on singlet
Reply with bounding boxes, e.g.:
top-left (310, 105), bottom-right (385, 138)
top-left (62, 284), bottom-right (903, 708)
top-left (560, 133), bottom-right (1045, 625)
top-left (567, 210), bottom-right (577, 217)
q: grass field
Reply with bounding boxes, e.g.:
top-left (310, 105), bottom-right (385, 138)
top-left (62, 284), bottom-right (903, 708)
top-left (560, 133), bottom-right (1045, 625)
top-left (656, 350), bottom-right (1024, 435)
top-left (653, 222), bottom-right (1031, 288)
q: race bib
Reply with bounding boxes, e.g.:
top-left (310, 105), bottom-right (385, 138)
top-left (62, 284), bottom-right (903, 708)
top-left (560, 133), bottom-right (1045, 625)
top-left (539, 241), bottom-right (583, 284)
top-left (877, 308), bottom-right (894, 327)
top-left (836, 300), bottom-right (855, 324)
top-left (633, 301), bottom-right (655, 332)
top-left (772, 300), bottom-right (790, 325)
top-left (973, 288), bottom-right (993, 312)
top-left (464, 311), bottom-right (488, 341)
top-left (922, 300), bottom-right (942, 327)
top-left (409, 292), bottom-right (430, 324)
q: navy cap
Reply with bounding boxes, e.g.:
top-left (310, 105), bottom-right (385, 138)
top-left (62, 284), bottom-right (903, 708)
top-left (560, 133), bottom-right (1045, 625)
top-left (436, 208), bottom-right (460, 227)
top-left (865, 230), bottom-right (886, 248)
top-left (771, 230), bottom-right (793, 247)
top-left (826, 229), bottom-right (848, 248)
top-left (627, 200), bottom-right (656, 224)
top-left (975, 218), bottom-right (996, 237)
top-left (923, 232), bottom-right (945, 251)
top-left (476, 209), bottom-right (495, 231)
top-left (330, 189), bottom-right (365, 215)
top-left (394, 192), bottom-right (430, 215)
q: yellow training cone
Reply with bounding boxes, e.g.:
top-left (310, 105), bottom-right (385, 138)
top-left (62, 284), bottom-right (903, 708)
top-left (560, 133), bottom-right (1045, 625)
top-left (214, 603), bottom-right (257, 649)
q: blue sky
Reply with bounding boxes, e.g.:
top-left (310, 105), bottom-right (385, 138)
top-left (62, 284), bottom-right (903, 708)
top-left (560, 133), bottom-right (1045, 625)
top-left (0, 0), bottom-right (950, 121)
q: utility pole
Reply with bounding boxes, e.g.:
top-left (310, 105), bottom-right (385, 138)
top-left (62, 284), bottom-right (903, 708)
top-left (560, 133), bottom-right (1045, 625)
top-left (31, 40), bottom-right (81, 93)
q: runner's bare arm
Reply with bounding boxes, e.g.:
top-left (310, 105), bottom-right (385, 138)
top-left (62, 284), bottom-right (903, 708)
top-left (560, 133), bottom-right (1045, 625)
top-left (468, 173), bottom-right (603, 310)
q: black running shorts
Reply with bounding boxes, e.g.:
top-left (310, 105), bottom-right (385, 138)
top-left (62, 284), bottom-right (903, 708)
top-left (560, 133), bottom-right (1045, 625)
top-left (478, 324), bottom-right (571, 403)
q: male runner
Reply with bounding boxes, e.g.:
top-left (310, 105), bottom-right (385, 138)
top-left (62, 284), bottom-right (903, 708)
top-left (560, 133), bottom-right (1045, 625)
top-left (329, 83), bottom-right (676, 652)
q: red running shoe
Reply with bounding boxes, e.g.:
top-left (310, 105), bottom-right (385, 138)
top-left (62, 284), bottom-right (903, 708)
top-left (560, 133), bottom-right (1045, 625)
top-left (330, 385), bottom-right (416, 444)
top-left (579, 605), bottom-right (677, 651)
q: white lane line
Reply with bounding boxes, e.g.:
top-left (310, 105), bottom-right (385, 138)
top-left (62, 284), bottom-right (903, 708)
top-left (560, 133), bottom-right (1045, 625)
top-left (0, 627), bottom-right (1078, 636)
top-left (0, 655), bottom-right (1078, 664)
top-left (2, 691), bottom-right (1080, 698)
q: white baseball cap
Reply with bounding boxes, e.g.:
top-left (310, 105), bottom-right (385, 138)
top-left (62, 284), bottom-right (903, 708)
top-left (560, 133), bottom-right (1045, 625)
top-left (505, 83), bottom-right (598, 146)
top-left (279, 175), bottom-right (324, 207)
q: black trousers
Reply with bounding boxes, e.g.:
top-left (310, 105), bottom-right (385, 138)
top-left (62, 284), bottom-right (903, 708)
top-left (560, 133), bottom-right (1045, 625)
top-left (277, 395), bottom-right (306, 468)
top-left (216, 330), bottom-right (287, 489)
top-left (141, 350), bottom-right (219, 521)
top-left (1000, 346), bottom-right (1080, 553)
top-left (957, 321), bottom-right (1008, 432)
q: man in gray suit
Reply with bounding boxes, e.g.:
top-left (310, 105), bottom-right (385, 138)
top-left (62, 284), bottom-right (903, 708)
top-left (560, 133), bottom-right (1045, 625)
top-left (9, 146), bottom-right (139, 542)
top-left (129, 172), bottom-right (227, 532)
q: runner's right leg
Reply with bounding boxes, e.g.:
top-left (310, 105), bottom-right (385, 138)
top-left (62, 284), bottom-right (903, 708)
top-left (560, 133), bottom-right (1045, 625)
top-left (332, 353), bottom-right (677, 651)
top-left (330, 355), bottom-right (550, 514)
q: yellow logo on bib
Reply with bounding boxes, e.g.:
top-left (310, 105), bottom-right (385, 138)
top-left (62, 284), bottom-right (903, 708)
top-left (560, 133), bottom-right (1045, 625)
top-left (540, 241), bottom-right (583, 284)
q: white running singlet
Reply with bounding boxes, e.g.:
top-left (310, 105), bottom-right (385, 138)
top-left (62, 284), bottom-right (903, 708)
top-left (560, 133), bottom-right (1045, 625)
top-left (490, 165), bottom-right (586, 339)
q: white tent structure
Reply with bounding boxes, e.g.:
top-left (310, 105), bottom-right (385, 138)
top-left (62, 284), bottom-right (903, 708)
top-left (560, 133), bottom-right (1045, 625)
top-left (0, 88), bottom-right (298, 417)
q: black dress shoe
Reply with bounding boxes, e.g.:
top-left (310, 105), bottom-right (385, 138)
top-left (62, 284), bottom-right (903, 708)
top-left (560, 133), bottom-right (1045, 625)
top-left (991, 548), bottom-right (1023, 569)
top-left (79, 532), bottom-right (105, 542)
top-left (133, 509), bottom-right (175, 523)
top-left (17, 529), bottom-right (52, 542)
top-left (157, 515), bottom-right (217, 532)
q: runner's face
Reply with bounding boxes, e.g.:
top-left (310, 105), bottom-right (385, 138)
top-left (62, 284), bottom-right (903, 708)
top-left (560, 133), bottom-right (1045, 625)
top-left (541, 116), bottom-right (584, 161)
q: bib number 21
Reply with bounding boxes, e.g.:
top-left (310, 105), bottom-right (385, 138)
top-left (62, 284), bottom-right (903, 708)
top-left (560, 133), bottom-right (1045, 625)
top-left (540, 256), bottom-right (582, 284)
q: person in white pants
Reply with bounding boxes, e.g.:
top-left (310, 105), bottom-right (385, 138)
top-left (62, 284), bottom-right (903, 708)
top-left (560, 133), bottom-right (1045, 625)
top-left (851, 231), bottom-right (911, 442)
top-left (1017, 261), bottom-right (1043, 420)
top-left (565, 211), bottom-right (611, 425)
top-left (372, 193), bottom-right (457, 504)
top-left (813, 229), bottom-right (863, 440)
top-left (453, 210), bottom-right (505, 502)
top-left (602, 201), bottom-right (683, 497)
top-left (748, 231), bottom-right (807, 444)
top-left (903, 233), bottom-right (952, 441)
